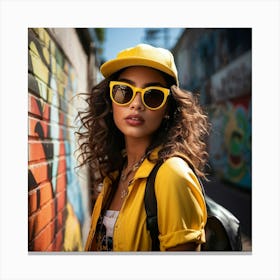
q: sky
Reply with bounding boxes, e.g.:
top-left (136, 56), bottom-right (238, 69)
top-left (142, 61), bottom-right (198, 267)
top-left (102, 28), bottom-right (184, 62)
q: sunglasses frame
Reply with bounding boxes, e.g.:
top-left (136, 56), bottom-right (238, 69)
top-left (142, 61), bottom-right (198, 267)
top-left (109, 81), bottom-right (170, 110)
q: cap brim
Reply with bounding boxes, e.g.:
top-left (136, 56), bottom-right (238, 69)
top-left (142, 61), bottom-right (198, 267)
top-left (100, 57), bottom-right (178, 84)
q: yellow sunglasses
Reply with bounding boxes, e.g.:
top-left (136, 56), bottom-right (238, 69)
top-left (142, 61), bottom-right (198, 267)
top-left (109, 81), bottom-right (170, 110)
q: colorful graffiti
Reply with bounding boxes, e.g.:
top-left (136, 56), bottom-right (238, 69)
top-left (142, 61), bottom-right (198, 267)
top-left (28, 28), bottom-right (84, 251)
top-left (173, 29), bottom-right (252, 190)
top-left (208, 96), bottom-right (251, 189)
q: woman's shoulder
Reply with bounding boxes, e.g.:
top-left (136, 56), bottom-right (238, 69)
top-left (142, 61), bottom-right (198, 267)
top-left (146, 148), bottom-right (199, 187)
top-left (156, 156), bottom-right (201, 189)
top-left (155, 156), bottom-right (203, 197)
top-left (157, 156), bottom-right (194, 181)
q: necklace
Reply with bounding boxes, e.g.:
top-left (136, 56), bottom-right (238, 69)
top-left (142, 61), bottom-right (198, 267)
top-left (120, 178), bottom-right (136, 199)
top-left (120, 154), bottom-right (146, 199)
top-left (120, 186), bottom-right (129, 199)
top-left (120, 155), bottom-right (146, 182)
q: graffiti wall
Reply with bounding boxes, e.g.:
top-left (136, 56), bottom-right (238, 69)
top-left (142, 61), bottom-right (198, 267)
top-left (208, 50), bottom-right (252, 189)
top-left (208, 95), bottom-right (251, 189)
top-left (28, 28), bottom-right (88, 251)
top-left (173, 29), bottom-right (252, 189)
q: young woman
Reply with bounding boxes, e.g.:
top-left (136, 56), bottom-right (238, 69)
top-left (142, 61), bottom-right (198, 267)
top-left (76, 44), bottom-right (209, 251)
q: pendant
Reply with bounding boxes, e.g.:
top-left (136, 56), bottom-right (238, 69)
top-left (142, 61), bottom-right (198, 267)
top-left (120, 155), bottom-right (146, 182)
top-left (121, 172), bottom-right (128, 182)
top-left (120, 188), bottom-right (128, 199)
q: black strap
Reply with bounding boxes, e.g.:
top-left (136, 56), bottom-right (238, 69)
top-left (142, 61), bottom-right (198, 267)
top-left (144, 160), bottom-right (204, 251)
top-left (145, 161), bottom-right (243, 251)
top-left (144, 161), bottom-right (163, 251)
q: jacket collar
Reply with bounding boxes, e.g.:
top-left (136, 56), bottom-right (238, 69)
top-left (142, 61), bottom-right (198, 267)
top-left (134, 146), bottom-right (161, 179)
top-left (106, 146), bottom-right (161, 185)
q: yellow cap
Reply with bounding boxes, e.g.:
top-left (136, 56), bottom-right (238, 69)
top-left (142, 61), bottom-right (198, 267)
top-left (100, 43), bottom-right (179, 85)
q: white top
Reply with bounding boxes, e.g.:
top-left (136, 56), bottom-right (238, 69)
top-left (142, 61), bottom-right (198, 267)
top-left (103, 210), bottom-right (119, 237)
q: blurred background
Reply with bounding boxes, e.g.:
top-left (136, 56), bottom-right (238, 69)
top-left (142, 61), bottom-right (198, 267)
top-left (28, 28), bottom-right (251, 251)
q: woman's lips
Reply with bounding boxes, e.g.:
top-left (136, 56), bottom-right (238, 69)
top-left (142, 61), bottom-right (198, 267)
top-left (125, 115), bottom-right (145, 126)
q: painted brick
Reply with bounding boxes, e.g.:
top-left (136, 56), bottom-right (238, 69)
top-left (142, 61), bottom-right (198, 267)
top-left (47, 87), bottom-right (59, 108)
top-left (49, 104), bottom-right (60, 124)
top-left (29, 141), bottom-right (54, 162)
top-left (28, 161), bottom-right (49, 188)
top-left (56, 208), bottom-right (65, 230)
top-left (28, 49), bottom-right (49, 85)
top-left (33, 28), bottom-right (51, 51)
top-left (28, 188), bottom-right (38, 215)
top-left (39, 181), bottom-right (54, 207)
top-left (30, 219), bottom-right (55, 251)
top-left (28, 116), bottom-right (50, 139)
top-left (35, 76), bottom-right (48, 101)
top-left (49, 122), bottom-right (60, 140)
top-left (29, 181), bottom-right (54, 215)
top-left (28, 94), bottom-right (42, 118)
top-left (28, 93), bottom-right (50, 121)
top-left (28, 73), bottom-right (49, 102)
top-left (59, 141), bottom-right (66, 156)
top-left (45, 240), bottom-right (55, 252)
top-left (56, 190), bottom-right (66, 213)
top-left (57, 156), bottom-right (67, 174)
top-left (54, 229), bottom-right (64, 251)
top-left (29, 156), bottom-right (70, 190)
top-left (28, 199), bottom-right (55, 242)
top-left (59, 110), bottom-right (65, 126)
top-left (28, 73), bottom-right (40, 97)
top-left (56, 172), bottom-right (67, 193)
top-left (28, 28), bottom-right (86, 252)
top-left (45, 214), bottom-right (66, 251)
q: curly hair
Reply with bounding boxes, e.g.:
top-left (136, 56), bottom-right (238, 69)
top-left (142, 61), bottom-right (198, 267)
top-left (156, 85), bottom-right (209, 177)
top-left (76, 70), bottom-right (209, 183)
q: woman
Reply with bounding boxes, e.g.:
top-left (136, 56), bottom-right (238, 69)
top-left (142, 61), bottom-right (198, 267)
top-left (77, 43), bottom-right (209, 251)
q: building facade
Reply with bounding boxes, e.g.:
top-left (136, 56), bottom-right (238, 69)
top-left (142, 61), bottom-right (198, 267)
top-left (173, 28), bottom-right (252, 189)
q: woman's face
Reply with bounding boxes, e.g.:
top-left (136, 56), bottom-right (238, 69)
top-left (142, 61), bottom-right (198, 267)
top-left (111, 66), bottom-right (168, 143)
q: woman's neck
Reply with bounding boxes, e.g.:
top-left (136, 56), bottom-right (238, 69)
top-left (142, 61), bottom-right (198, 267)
top-left (125, 137), bottom-right (150, 167)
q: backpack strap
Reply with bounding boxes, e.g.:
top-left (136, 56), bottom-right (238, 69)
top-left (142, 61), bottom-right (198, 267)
top-left (144, 161), bottom-right (163, 251)
top-left (145, 160), bottom-right (243, 251)
top-left (144, 160), bottom-right (204, 251)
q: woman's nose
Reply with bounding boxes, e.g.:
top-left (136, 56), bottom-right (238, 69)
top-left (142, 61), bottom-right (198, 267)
top-left (129, 92), bottom-right (144, 111)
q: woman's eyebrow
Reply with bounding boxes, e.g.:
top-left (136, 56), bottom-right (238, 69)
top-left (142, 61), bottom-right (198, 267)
top-left (118, 78), bottom-right (135, 85)
top-left (117, 78), bottom-right (166, 88)
top-left (144, 82), bottom-right (167, 88)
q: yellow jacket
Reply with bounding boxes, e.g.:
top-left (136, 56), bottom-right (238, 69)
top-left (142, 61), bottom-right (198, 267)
top-left (85, 149), bottom-right (207, 251)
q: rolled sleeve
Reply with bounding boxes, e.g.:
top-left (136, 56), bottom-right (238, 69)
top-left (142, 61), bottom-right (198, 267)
top-left (155, 157), bottom-right (207, 251)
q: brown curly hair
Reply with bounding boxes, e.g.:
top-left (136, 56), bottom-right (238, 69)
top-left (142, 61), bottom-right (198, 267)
top-left (76, 70), bottom-right (209, 183)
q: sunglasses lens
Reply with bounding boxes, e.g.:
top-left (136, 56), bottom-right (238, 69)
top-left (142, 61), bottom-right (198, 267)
top-left (143, 89), bottom-right (165, 108)
top-left (112, 85), bottom-right (133, 104)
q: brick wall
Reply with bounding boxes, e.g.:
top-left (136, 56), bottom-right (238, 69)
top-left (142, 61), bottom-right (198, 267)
top-left (28, 28), bottom-right (91, 251)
